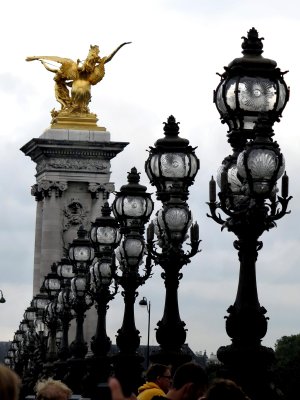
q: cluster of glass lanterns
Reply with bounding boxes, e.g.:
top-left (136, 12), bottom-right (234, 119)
top-left (145, 115), bottom-right (200, 245)
top-left (213, 28), bottom-right (289, 200)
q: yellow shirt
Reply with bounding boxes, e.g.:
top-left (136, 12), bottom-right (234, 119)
top-left (137, 382), bottom-right (166, 400)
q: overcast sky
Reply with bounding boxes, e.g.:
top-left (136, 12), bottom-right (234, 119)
top-left (1, 0), bottom-right (300, 356)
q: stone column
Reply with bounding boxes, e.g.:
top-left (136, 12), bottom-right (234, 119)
top-left (21, 127), bottom-right (128, 344)
top-left (31, 185), bottom-right (43, 294)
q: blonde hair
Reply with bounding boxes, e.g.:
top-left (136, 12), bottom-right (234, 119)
top-left (35, 378), bottom-right (72, 400)
top-left (0, 364), bottom-right (21, 400)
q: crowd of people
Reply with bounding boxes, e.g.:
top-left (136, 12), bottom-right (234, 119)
top-left (0, 362), bottom-right (250, 400)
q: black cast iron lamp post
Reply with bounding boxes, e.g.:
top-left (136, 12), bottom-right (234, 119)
top-left (32, 291), bottom-right (50, 375)
top-left (68, 226), bottom-right (94, 360)
top-left (66, 226), bottom-right (94, 393)
top-left (208, 28), bottom-right (291, 400)
top-left (81, 202), bottom-right (120, 398)
top-left (44, 300), bottom-right (60, 363)
top-left (112, 167), bottom-right (154, 395)
top-left (42, 264), bottom-right (61, 367)
top-left (145, 116), bottom-right (200, 367)
top-left (89, 202), bottom-right (120, 356)
top-left (56, 258), bottom-right (75, 363)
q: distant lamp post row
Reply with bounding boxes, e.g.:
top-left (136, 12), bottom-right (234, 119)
top-left (208, 27), bottom-right (291, 400)
top-left (7, 115), bottom-right (200, 395)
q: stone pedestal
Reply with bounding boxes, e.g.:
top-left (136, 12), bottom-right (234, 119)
top-left (21, 127), bottom-right (128, 345)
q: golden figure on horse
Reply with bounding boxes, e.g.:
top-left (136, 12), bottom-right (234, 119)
top-left (26, 42), bottom-right (130, 129)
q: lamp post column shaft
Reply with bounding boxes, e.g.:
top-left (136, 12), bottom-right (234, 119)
top-left (71, 309), bottom-right (87, 359)
top-left (117, 286), bottom-right (140, 352)
top-left (161, 269), bottom-right (181, 323)
top-left (60, 319), bottom-right (70, 359)
top-left (235, 239), bottom-right (260, 310)
top-left (92, 292), bottom-right (111, 356)
top-left (146, 302), bottom-right (150, 368)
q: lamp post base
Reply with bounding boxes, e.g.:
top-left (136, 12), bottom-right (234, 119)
top-left (82, 355), bottom-right (112, 400)
top-left (112, 353), bottom-right (144, 396)
top-left (217, 344), bottom-right (283, 400)
top-left (64, 358), bottom-right (87, 394)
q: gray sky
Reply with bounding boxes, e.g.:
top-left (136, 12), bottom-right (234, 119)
top-left (0, 0), bottom-right (300, 355)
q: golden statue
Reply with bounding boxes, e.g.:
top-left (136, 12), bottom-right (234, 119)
top-left (26, 43), bottom-right (131, 130)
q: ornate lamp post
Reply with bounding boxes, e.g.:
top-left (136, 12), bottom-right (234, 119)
top-left (112, 167), bottom-right (154, 396)
top-left (21, 305), bottom-right (40, 394)
top-left (15, 319), bottom-right (30, 379)
top-left (66, 226), bottom-right (94, 393)
top-left (56, 259), bottom-right (75, 362)
top-left (31, 292), bottom-right (50, 380)
top-left (145, 115), bottom-right (200, 367)
top-left (208, 28), bottom-right (291, 400)
top-left (89, 202), bottom-right (121, 356)
top-left (43, 265), bottom-right (61, 365)
top-left (82, 202), bottom-right (120, 398)
top-left (50, 258), bottom-right (75, 380)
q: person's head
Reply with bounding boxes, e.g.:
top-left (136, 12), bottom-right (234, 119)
top-left (204, 379), bottom-right (249, 400)
top-left (0, 364), bottom-right (21, 400)
top-left (35, 378), bottom-right (72, 400)
top-left (169, 362), bottom-right (208, 400)
top-left (146, 363), bottom-right (172, 393)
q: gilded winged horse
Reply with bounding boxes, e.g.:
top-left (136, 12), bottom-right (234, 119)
top-left (26, 42), bottom-right (131, 114)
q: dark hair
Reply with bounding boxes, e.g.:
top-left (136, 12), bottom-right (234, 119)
top-left (146, 364), bottom-right (170, 382)
top-left (205, 379), bottom-right (249, 400)
top-left (172, 362), bottom-right (208, 390)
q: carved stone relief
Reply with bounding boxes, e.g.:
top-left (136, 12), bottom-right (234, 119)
top-left (62, 198), bottom-right (90, 253)
top-left (36, 158), bottom-right (109, 174)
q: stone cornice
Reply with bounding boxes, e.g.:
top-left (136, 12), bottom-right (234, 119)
top-left (21, 138), bottom-right (129, 165)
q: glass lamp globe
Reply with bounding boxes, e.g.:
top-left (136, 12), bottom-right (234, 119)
top-left (11, 341), bottom-right (18, 350)
top-left (156, 204), bottom-right (192, 242)
top-left (237, 148), bottom-right (285, 196)
top-left (71, 275), bottom-right (88, 297)
top-left (24, 307), bottom-right (36, 323)
top-left (57, 259), bottom-right (75, 279)
top-left (145, 115), bottom-right (199, 201)
top-left (90, 260), bottom-right (112, 286)
top-left (214, 28), bottom-right (289, 135)
top-left (19, 320), bottom-right (29, 333)
top-left (14, 330), bottom-right (24, 342)
top-left (116, 236), bottom-right (145, 267)
top-left (32, 293), bottom-right (50, 310)
top-left (90, 202), bottom-right (121, 252)
top-left (113, 167), bottom-right (153, 231)
top-left (68, 226), bottom-right (95, 269)
top-left (44, 264), bottom-right (61, 295)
